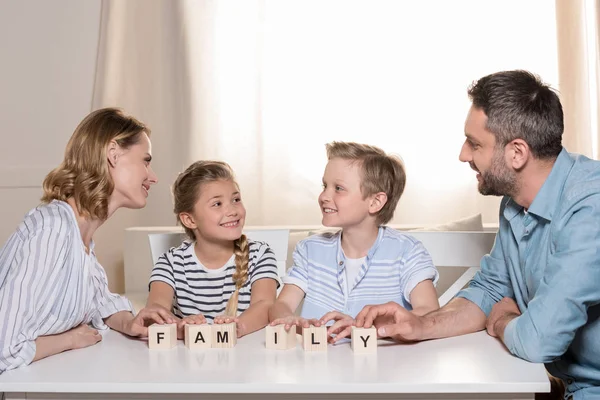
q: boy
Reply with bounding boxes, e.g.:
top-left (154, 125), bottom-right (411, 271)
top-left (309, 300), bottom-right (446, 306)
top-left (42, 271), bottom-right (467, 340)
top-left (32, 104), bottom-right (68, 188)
top-left (268, 141), bottom-right (439, 338)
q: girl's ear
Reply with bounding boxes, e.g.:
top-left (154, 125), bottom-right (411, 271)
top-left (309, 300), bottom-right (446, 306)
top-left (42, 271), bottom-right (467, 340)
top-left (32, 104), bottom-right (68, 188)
top-left (179, 212), bottom-right (197, 231)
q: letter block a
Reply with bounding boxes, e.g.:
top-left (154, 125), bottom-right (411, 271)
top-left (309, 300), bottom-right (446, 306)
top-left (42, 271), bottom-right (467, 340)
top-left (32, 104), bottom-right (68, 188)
top-left (212, 322), bottom-right (237, 348)
top-left (351, 326), bottom-right (377, 354)
top-left (265, 324), bottom-right (297, 350)
top-left (148, 323), bottom-right (177, 350)
top-left (185, 324), bottom-right (212, 349)
top-left (302, 326), bottom-right (327, 352)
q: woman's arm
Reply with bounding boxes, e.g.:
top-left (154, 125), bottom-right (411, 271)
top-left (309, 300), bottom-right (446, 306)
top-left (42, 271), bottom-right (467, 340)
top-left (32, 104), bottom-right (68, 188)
top-left (33, 325), bottom-right (101, 362)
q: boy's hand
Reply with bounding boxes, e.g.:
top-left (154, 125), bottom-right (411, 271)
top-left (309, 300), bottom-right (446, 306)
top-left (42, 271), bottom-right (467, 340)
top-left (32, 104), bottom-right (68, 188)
top-left (319, 311), bottom-right (355, 343)
top-left (355, 301), bottom-right (424, 342)
top-left (270, 316), bottom-right (322, 331)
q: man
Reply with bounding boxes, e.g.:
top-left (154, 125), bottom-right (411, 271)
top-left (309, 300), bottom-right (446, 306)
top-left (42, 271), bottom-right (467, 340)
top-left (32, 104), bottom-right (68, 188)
top-left (335, 70), bottom-right (600, 400)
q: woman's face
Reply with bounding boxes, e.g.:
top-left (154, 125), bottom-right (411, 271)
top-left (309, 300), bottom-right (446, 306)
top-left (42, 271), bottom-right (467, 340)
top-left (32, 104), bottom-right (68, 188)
top-left (109, 132), bottom-right (158, 210)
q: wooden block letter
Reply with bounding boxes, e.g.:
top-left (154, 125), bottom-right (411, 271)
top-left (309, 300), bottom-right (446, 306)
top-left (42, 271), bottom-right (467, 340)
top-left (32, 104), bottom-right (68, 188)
top-left (302, 326), bottom-right (327, 352)
top-left (265, 324), bottom-right (297, 350)
top-left (351, 326), bottom-right (377, 353)
top-left (148, 323), bottom-right (177, 350)
top-left (185, 324), bottom-right (212, 349)
top-left (212, 323), bottom-right (237, 348)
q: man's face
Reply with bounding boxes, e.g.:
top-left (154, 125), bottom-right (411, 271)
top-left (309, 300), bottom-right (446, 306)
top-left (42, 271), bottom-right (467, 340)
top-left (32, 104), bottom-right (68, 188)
top-left (459, 106), bottom-right (517, 196)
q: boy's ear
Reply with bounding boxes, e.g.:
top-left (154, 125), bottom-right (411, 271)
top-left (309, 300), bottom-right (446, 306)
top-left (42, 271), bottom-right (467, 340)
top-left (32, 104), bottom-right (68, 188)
top-left (179, 212), bottom-right (197, 231)
top-left (369, 192), bottom-right (388, 214)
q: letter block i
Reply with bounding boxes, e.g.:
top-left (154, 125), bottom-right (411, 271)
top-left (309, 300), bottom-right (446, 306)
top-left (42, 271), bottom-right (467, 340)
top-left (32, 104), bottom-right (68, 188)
top-left (302, 326), bottom-right (327, 352)
top-left (265, 324), bottom-right (297, 350)
top-left (351, 327), bottom-right (377, 353)
top-left (212, 322), bottom-right (237, 348)
top-left (148, 323), bottom-right (177, 349)
top-left (185, 324), bottom-right (212, 349)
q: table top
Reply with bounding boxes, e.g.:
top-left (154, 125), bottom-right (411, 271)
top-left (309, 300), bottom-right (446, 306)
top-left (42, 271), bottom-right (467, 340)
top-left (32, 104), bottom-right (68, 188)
top-left (0, 329), bottom-right (549, 394)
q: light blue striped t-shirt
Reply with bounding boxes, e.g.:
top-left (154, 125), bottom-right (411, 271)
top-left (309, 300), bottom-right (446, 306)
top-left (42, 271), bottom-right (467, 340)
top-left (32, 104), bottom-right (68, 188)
top-left (284, 226), bottom-right (439, 319)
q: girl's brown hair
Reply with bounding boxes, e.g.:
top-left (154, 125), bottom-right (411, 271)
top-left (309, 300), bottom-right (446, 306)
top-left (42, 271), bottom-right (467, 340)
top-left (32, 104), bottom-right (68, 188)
top-left (172, 160), bottom-right (249, 316)
top-left (41, 107), bottom-right (150, 220)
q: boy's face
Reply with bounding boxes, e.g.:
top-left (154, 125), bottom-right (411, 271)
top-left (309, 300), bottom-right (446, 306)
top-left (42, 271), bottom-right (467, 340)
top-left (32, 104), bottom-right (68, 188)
top-left (319, 157), bottom-right (373, 228)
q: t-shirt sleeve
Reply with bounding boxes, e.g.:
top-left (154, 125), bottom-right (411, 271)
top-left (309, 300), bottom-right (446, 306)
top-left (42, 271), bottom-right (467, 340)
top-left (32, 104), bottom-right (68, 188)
top-left (400, 240), bottom-right (439, 303)
top-left (149, 251), bottom-right (176, 291)
top-left (249, 242), bottom-right (281, 288)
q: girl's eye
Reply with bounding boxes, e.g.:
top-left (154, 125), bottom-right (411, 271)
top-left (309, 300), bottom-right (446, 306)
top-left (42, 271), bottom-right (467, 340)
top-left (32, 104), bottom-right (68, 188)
top-left (335, 185), bottom-right (343, 191)
top-left (233, 197), bottom-right (241, 203)
top-left (213, 202), bottom-right (221, 207)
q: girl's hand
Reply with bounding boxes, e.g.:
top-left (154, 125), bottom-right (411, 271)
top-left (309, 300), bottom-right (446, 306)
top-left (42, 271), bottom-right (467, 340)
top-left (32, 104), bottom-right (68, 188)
top-left (214, 315), bottom-right (246, 337)
top-left (177, 314), bottom-right (207, 339)
top-left (269, 316), bottom-right (322, 331)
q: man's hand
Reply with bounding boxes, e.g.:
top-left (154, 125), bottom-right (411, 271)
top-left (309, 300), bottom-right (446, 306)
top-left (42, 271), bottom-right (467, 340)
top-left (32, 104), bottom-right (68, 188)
top-left (354, 301), bottom-right (424, 342)
top-left (487, 297), bottom-right (521, 339)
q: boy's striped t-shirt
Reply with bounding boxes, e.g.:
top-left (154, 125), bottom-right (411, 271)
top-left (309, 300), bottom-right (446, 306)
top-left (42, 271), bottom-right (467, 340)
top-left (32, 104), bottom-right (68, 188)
top-left (149, 240), bottom-right (280, 322)
top-left (284, 226), bottom-right (439, 319)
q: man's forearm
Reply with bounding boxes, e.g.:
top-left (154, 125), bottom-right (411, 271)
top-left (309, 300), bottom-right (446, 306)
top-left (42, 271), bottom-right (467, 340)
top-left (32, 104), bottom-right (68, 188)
top-left (421, 297), bottom-right (487, 340)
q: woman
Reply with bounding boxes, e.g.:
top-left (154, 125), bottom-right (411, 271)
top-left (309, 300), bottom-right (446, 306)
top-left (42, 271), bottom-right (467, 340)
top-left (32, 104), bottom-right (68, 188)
top-left (0, 108), bottom-right (176, 373)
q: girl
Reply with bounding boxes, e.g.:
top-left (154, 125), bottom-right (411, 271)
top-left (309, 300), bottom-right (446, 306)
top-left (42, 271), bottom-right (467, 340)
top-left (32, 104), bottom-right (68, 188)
top-left (147, 161), bottom-right (279, 338)
top-left (0, 108), bottom-right (168, 374)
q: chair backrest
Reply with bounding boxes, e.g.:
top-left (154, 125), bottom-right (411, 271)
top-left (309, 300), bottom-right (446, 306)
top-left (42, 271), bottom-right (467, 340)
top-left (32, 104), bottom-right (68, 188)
top-left (148, 229), bottom-right (290, 277)
top-left (407, 231), bottom-right (496, 267)
top-left (407, 231), bottom-right (496, 306)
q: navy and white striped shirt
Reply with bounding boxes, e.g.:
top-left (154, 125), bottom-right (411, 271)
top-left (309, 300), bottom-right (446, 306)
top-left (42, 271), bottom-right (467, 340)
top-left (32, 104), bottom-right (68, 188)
top-left (284, 226), bottom-right (439, 319)
top-left (149, 240), bottom-right (280, 322)
top-left (0, 200), bottom-right (134, 374)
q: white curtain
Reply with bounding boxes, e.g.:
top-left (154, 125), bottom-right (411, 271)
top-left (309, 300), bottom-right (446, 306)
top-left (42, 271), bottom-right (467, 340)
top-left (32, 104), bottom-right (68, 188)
top-left (556, 0), bottom-right (600, 159)
top-left (93, 0), bottom-right (559, 229)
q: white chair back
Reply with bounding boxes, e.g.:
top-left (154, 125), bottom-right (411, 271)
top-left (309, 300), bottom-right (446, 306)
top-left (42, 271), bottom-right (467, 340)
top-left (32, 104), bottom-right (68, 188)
top-left (148, 229), bottom-right (290, 277)
top-left (407, 231), bottom-right (496, 306)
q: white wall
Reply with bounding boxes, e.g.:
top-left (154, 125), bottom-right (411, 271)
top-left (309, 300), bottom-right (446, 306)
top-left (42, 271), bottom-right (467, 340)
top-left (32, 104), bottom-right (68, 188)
top-left (0, 1), bottom-right (121, 286)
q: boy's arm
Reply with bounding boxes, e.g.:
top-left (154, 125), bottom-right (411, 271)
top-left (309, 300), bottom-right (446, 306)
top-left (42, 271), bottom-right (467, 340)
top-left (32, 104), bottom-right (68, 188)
top-left (409, 280), bottom-right (439, 316)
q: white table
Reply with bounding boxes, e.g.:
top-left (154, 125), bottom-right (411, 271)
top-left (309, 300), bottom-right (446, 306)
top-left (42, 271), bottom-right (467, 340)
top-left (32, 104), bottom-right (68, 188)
top-left (0, 329), bottom-right (549, 400)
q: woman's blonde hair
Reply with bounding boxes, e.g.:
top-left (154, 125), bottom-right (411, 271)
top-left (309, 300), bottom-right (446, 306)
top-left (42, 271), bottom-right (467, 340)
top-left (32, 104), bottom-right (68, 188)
top-left (41, 108), bottom-right (150, 220)
top-left (172, 160), bottom-right (249, 317)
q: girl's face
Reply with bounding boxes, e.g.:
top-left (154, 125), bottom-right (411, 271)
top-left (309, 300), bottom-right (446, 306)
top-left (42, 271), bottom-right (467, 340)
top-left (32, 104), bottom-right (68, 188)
top-left (185, 179), bottom-right (246, 243)
top-left (108, 132), bottom-right (158, 210)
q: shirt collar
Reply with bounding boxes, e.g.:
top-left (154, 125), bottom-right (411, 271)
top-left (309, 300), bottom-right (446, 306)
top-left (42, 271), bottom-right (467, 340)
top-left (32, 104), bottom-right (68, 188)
top-left (503, 148), bottom-right (573, 222)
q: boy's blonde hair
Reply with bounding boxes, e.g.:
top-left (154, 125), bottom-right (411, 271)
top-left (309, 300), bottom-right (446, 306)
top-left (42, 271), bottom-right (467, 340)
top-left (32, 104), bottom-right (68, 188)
top-left (172, 160), bottom-right (249, 317)
top-left (41, 107), bottom-right (150, 220)
top-left (325, 141), bottom-right (406, 225)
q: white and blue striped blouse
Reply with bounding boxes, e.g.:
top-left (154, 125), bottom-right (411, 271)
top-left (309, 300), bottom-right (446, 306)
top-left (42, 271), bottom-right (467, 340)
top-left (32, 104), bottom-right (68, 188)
top-left (0, 200), bottom-right (133, 374)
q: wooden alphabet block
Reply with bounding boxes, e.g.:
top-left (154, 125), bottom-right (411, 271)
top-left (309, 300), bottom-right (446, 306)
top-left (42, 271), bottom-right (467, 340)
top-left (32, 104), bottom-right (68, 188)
top-left (351, 326), bottom-right (377, 353)
top-left (212, 322), bottom-right (237, 348)
top-left (265, 324), bottom-right (297, 350)
top-left (148, 323), bottom-right (177, 349)
top-left (185, 324), bottom-right (212, 349)
top-left (302, 326), bottom-right (327, 352)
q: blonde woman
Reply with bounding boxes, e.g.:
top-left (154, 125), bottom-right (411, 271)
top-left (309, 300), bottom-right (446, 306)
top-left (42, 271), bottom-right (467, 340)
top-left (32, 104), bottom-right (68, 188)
top-left (0, 108), bottom-right (171, 374)
top-left (146, 161), bottom-right (279, 338)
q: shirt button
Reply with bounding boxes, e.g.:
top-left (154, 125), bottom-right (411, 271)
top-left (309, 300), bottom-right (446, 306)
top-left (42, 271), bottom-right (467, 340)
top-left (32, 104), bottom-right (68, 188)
top-left (339, 261), bottom-right (343, 266)
top-left (567, 378), bottom-right (574, 385)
